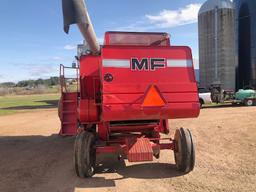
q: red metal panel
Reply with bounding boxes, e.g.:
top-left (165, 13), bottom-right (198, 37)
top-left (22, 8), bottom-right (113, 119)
top-left (78, 99), bottom-right (89, 122)
top-left (80, 55), bottom-right (100, 76)
top-left (78, 55), bottom-right (101, 123)
top-left (103, 103), bottom-right (199, 121)
top-left (100, 46), bottom-right (199, 122)
top-left (78, 99), bottom-right (99, 123)
top-left (103, 83), bottom-right (198, 94)
top-left (101, 67), bottom-right (196, 84)
top-left (102, 92), bottom-right (199, 104)
top-left (102, 46), bottom-right (192, 60)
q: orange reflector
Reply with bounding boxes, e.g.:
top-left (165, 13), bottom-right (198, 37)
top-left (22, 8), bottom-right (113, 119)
top-left (142, 85), bottom-right (166, 107)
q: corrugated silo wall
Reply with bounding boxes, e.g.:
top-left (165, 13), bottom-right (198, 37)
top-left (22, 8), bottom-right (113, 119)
top-left (235, 0), bottom-right (256, 89)
top-left (199, 8), bottom-right (236, 90)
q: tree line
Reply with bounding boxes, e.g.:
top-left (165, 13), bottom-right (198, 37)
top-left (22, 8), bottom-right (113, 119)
top-left (0, 77), bottom-right (59, 88)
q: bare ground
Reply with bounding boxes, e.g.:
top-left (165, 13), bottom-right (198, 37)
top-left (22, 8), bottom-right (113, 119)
top-left (0, 106), bottom-right (255, 192)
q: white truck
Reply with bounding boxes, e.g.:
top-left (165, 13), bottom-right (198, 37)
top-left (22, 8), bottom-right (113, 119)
top-left (198, 87), bottom-right (212, 107)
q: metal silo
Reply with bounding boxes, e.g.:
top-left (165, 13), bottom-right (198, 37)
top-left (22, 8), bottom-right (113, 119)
top-left (198, 0), bottom-right (236, 90)
top-left (235, 0), bottom-right (256, 89)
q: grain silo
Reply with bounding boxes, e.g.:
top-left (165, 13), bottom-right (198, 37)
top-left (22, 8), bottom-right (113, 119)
top-left (235, 0), bottom-right (256, 89)
top-left (198, 0), bottom-right (236, 90)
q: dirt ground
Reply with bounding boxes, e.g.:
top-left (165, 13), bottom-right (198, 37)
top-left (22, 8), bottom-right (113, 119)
top-left (0, 106), bottom-right (255, 192)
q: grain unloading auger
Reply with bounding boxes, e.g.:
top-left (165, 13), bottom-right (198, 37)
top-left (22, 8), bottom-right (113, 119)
top-left (59, 0), bottom-right (200, 177)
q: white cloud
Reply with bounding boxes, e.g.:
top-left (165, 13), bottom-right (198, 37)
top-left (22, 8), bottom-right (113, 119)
top-left (32, 67), bottom-right (52, 76)
top-left (116, 3), bottom-right (202, 31)
top-left (146, 4), bottom-right (202, 28)
top-left (52, 56), bottom-right (71, 61)
top-left (114, 19), bottom-right (153, 32)
top-left (52, 56), bottom-right (63, 61)
top-left (23, 64), bottom-right (56, 77)
top-left (30, 66), bottom-right (54, 76)
top-left (64, 44), bottom-right (76, 50)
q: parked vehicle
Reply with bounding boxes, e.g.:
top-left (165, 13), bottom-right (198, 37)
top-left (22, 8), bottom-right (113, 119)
top-left (209, 83), bottom-right (256, 106)
top-left (198, 87), bottom-right (212, 107)
top-left (234, 89), bottom-right (256, 106)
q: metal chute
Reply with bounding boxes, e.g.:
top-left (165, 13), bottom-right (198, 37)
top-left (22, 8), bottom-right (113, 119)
top-left (62, 0), bottom-right (100, 54)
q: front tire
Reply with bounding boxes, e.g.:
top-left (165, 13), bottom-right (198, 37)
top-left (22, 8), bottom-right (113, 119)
top-left (174, 128), bottom-right (195, 173)
top-left (74, 131), bottom-right (96, 178)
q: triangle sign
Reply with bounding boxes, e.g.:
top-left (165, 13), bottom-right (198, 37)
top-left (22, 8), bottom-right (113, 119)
top-left (142, 85), bottom-right (166, 107)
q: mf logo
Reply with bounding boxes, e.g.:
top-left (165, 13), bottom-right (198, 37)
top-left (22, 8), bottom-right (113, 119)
top-left (131, 58), bottom-right (166, 71)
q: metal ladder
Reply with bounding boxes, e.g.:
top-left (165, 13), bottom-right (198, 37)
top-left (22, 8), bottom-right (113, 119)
top-left (59, 64), bottom-right (79, 136)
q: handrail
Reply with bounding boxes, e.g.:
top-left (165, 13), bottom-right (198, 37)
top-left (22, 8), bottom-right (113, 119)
top-left (59, 64), bottom-right (79, 93)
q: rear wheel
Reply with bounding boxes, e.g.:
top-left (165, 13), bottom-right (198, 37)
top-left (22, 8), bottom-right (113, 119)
top-left (74, 131), bottom-right (96, 178)
top-left (174, 128), bottom-right (195, 173)
top-left (245, 99), bottom-right (254, 106)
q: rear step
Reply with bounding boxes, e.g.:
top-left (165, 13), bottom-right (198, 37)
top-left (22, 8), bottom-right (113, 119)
top-left (128, 138), bottom-right (153, 162)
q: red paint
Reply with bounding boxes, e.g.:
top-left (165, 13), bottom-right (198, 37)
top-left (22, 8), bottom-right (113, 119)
top-left (59, 92), bottom-right (78, 136)
top-left (59, 31), bottom-right (200, 162)
top-left (128, 138), bottom-right (153, 162)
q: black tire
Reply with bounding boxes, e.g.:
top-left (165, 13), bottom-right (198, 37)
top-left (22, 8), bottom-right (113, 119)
top-left (74, 131), bottom-right (96, 178)
top-left (187, 129), bottom-right (195, 171)
top-left (199, 99), bottom-right (204, 108)
top-left (174, 128), bottom-right (195, 173)
top-left (245, 99), bottom-right (254, 106)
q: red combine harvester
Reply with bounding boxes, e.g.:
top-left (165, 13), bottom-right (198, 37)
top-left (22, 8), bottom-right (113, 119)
top-left (59, 0), bottom-right (200, 178)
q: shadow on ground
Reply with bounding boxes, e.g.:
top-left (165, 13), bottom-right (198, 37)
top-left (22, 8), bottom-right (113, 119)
top-left (96, 157), bottom-right (182, 180)
top-left (0, 134), bottom-right (183, 191)
top-left (1, 100), bottom-right (58, 110)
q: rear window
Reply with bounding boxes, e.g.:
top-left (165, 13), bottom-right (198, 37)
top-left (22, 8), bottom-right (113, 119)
top-left (198, 88), bottom-right (209, 93)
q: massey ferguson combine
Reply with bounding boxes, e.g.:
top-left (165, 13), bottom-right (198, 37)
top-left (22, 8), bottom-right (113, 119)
top-left (59, 0), bottom-right (200, 178)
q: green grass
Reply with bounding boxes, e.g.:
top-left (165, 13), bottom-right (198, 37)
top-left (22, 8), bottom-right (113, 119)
top-left (0, 110), bottom-right (17, 116)
top-left (0, 94), bottom-right (60, 116)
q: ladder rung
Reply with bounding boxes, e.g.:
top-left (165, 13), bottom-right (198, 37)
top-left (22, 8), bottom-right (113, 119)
top-left (63, 122), bottom-right (76, 125)
top-left (63, 100), bottom-right (76, 103)
top-left (62, 111), bottom-right (76, 114)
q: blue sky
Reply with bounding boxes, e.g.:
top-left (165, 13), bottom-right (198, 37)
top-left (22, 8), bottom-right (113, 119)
top-left (0, 0), bottom-right (205, 83)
